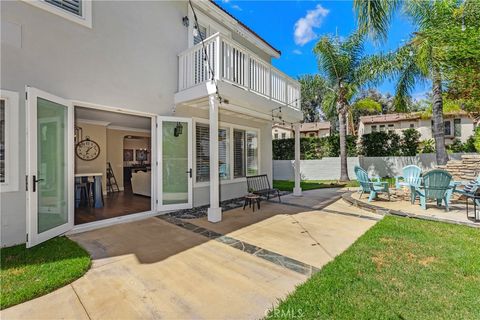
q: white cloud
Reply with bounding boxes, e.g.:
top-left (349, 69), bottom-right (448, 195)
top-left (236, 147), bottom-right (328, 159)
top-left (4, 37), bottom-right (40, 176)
top-left (293, 49), bottom-right (302, 55)
top-left (294, 4), bottom-right (330, 46)
top-left (231, 4), bottom-right (242, 11)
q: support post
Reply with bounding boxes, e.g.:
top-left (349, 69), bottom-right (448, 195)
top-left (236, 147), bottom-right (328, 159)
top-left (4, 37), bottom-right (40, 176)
top-left (207, 81), bottom-right (222, 222)
top-left (293, 123), bottom-right (302, 196)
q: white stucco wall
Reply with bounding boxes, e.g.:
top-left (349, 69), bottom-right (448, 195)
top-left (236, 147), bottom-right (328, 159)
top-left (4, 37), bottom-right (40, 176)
top-left (0, 0), bottom-right (277, 247)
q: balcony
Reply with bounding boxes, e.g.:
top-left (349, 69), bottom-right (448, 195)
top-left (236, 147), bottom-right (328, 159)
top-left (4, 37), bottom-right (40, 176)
top-left (177, 33), bottom-right (301, 113)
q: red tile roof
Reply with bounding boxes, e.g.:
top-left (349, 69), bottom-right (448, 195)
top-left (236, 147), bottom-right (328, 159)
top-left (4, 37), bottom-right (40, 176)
top-left (360, 114), bottom-right (420, 124)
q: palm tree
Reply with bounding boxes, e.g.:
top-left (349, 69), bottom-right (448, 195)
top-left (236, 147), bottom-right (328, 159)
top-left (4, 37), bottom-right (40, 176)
top-left (314, 32), bottom-right (381, 181)
top-left (353, 0), bottom-right (470, 165)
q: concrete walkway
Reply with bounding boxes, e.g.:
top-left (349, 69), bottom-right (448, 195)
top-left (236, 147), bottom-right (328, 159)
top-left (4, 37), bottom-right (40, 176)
top-left (2, 189), bottom-right (381, 319)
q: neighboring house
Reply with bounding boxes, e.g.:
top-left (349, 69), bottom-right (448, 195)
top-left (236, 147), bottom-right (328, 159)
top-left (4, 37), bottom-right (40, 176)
top-left (272, 122), bottom-right (331, 139)
top-left (0, 0), bottom-right (302, 247)
top-left (358, 112), bottom-right (476, 144)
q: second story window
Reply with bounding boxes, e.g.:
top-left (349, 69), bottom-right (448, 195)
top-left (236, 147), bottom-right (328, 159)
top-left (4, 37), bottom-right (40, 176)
top-left (371, 125), bottom-right (377, 132)
top-left (282, 133), bottom-right (286, 139)
top-left (45, 0), bottom-right (82, 16)
top-left (25, 0), bottom-right (92, 27)
top-left (193, 24), bottom-right (207, 45)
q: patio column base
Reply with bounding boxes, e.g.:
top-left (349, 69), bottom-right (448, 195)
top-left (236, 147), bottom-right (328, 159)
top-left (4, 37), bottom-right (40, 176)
top-left (293, 187), bottom-right (302, 196)
top-left (208, 207), bottom-right (222, 223)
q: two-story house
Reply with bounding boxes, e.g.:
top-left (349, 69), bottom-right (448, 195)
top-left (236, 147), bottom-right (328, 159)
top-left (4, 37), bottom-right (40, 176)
top-left (358, 112), bottom-right (476, 144)
top-left (272, 122), bottom-right (331, 139)
top-left (0, 0), bottom-right (303, 247)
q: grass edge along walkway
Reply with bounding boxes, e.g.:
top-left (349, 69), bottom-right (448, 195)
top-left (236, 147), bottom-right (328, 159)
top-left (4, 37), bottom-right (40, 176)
top-left (1, 236), bottom-right (91, 310)
top-left (266, 215), bottom-right (480, 319)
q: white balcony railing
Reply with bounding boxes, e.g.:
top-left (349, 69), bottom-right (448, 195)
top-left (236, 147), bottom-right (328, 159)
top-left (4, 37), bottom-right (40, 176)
top-left (178, 33), bottom-right (301, 110)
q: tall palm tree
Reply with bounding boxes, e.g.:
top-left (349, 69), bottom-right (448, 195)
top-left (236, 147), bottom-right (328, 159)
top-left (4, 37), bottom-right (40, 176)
top-left (353, 0), bottom-right (470, 165)
top-left (314, 32), bottom-right (381, 181)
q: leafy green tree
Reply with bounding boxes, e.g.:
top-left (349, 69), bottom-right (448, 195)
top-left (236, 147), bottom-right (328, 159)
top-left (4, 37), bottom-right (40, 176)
top-left (401, 128), bottom-right (421, 156)
top-left (353, 0), bottom-right (480, 165)
top-left (314, 32), bottom-right (381, 180)
top-left (298, 75), bottom-right (329, 122)
top-left (350, 98), bottom-right (382, 134)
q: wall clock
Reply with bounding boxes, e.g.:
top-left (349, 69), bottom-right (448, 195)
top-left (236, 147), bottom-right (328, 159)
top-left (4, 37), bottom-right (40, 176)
top-left (75, 137), bottom-right (100, 161)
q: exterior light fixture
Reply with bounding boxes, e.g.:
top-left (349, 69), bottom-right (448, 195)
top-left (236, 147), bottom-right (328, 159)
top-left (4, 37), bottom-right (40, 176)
top-left (174, 122), bottom-right (183, 137)
top-left (193, 25), bottom-right (199, 37)
top-left (182, 16), bottom-right (189, 27)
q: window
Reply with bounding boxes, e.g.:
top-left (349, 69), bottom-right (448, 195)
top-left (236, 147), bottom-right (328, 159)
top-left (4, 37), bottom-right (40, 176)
top-left (24, 0), bottom-right (92, 27)
top-left (0, 90), bottom-right (19, 192)
top-left (193, 24), bottom-right (207, 45)
top-left (388, 124), bottom-right (394, 133)
top-left (246, 132), bottom-right (258, 176)
top-left (195, 123), bottom-right (230, 182)
top-left (371, 125), bottom-right (377, 132)
top-left (281, 133), bottom-right (286, 139)
top-left (379, 125), bottom-right (386, 132)
top-left (309, 133), bottom-right (315, 137)
top-left (454, 119), bottom-right (461, 137)
top-left (233, 129), bottom-right (245, 178)
top-left (45, 0), bottom-right (82, 16)
top-left (274, 133), bottom-right (278, 140)
top-left (444, 120), bottom-right (452, 136)
top-left (410, 123), bottom-right (415, 128)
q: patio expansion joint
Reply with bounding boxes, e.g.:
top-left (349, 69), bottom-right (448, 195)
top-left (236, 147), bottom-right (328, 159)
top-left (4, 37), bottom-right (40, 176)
top-left (156, 215), bottom-right (318, 277)
top-left (70, 284), bottom-right (92, 320)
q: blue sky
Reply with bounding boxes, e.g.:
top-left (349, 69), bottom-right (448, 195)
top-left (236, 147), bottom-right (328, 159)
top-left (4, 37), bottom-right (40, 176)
top-left (217, 0), bottom-right (429, 99)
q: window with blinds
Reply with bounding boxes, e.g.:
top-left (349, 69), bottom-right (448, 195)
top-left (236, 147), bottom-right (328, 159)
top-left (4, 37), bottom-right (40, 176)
top-left (193, 24), bottom-right (207, 45)
top-left (233, 129), bottom-right (245, 178)
top-left (195, 123), bottom-right (230, 182)
top-left (196, 123), bottom-right (210, 182)
top-left (246, 131), bottom-right (258, 176)
top-left (44, 0), bottom-right (82, 16)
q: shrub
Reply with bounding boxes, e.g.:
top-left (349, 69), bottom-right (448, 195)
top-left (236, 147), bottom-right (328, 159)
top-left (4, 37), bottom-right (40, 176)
top-left (359, 131), bottom-right (402, 156)
top-left (420, 139), bottom-right (436, 153)
top-left (272, 135), bottom-right (358, 160)
top-left (400, 128), bottom-right (421, 156)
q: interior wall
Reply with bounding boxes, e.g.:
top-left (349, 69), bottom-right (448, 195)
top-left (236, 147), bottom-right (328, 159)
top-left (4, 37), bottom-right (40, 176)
top-left (75, 122), bottom-right (107, 192)
top-left (107, 129), bottom-right (151, 190)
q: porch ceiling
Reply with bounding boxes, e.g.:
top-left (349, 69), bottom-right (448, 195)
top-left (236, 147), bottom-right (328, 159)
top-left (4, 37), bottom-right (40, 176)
top-left (174, 82), bottom-right (303, 124)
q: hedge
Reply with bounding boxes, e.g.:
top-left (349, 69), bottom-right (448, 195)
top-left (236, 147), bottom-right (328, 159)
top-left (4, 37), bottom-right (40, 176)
top-left (272, 134), bottom-right (358, 160)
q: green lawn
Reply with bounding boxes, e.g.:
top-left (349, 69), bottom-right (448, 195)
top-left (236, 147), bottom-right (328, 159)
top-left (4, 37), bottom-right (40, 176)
top-left (0, 236), bottom-right (91, 310)
top-left (273, 180), bottom-right (359, 191)
top-left (267, 216), bottom-right (480, 319)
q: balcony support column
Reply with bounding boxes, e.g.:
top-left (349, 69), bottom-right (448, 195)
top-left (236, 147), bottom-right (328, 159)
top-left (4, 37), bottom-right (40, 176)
top-left (207, 81), bottom-right (222, 222)
top-left (293, 123), bottom-right (302, 196)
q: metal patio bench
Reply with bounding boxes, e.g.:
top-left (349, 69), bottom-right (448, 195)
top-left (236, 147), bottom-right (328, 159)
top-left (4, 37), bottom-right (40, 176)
top-left (246, 174), bottom-right (281, 202)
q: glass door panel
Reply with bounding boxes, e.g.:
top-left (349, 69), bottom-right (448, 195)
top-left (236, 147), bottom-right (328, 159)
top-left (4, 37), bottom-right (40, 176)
top-left (37, 98), bottom-right (69, 233)
top-left (27, 88), bottom-right (73, 247)
top-left (158, 117), bottom-right (192, 210)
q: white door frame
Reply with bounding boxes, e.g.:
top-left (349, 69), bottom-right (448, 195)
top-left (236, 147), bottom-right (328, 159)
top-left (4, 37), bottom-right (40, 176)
top-left (157, 116), bottom-right (193, 211)
top-left (26, 87), bottom-right (74, 247)
top-left (70, 101), bottom-right (158, 230)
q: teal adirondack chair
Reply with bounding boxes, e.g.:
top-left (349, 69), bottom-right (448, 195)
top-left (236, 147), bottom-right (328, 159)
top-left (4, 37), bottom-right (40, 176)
top-left (415, 169), bottom-right (452, 211)
top-left (395, 165), bottom-right (422, 204)
top-left (354, 166), bottom-right (390, 202)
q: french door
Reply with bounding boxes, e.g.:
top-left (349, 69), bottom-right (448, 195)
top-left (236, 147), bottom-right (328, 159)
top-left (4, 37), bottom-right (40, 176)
top-left (157, 116), bottom-right (193, 211)
top-left (26, 87), bottom-right (74, 247)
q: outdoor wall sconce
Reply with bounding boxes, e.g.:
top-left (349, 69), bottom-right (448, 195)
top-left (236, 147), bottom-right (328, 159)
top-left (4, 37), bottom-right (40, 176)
top-left (182, 16), bottom-right (189, 27)
top-left (174, 122), bottom-right (183, 137)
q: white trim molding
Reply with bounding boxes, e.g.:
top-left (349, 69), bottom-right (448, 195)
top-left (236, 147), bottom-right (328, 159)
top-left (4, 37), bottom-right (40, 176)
top-left (0, 90), bottom-right (19, 193)
top-left (22, 0), bottom-right (92, 28)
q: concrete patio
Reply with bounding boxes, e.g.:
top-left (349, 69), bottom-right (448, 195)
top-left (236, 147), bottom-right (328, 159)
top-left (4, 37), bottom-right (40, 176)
top-left (345, 191), bottom-right (480, 228)
top-left (2, 189), bottom-right (382, 319)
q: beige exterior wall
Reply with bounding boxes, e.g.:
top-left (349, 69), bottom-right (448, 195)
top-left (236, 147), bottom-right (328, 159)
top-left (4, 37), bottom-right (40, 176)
top-left (359, 116), bottom-right (475, 144)
top-left (272, 126), bottom-right (293, 139)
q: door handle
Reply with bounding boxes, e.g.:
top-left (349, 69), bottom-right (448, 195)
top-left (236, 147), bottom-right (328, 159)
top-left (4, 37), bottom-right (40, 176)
top-left (186, 168), bottom-right (192, 178)
top-left (32, 175), bottom-right (45, 192)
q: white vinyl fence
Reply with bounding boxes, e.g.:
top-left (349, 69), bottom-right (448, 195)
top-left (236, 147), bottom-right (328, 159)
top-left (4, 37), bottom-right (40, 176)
top-left (273, 153), bottom-right (472, 181)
